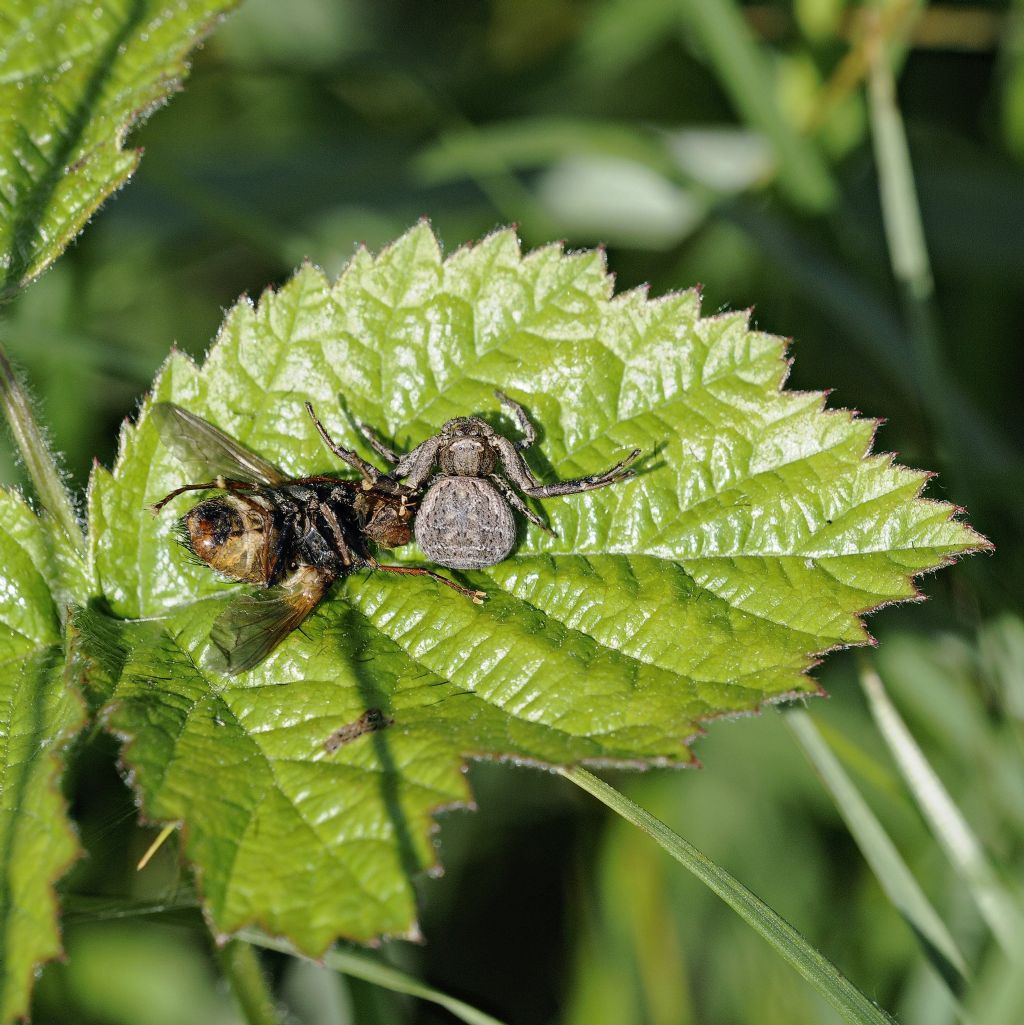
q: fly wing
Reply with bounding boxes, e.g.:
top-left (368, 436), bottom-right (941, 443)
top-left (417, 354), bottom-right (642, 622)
top-left (203, 564), bottom-right (332, 675)
top-left (150, 403), bottom-right (286, 485)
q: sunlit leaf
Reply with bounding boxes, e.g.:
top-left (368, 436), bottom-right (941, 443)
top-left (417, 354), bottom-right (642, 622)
top-left (0, 0), bottom-right (239, 297)
top-left (82, 223), bottom-right (984, 953)
top-left (0, 492), bottom-right (85, 1024)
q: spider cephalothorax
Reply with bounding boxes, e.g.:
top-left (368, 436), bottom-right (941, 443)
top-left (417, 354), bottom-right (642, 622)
top-left (433, 418), bottom-right (500, 477)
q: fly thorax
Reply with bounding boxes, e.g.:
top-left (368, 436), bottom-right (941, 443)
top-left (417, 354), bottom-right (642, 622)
top-left (354, 492), bottom-right (412, 549)
top-left (184, 494), bottom-right (280, 584)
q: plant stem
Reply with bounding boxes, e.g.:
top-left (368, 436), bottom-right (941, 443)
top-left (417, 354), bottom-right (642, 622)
top-left (0, 342), bottom-right (84, 552)
top-left (560, 765), bottom-right (896, 1025)
top-left (675, 0), bottom-right (835, 211)
top-left (216, 940), bottom-right (280, 1025)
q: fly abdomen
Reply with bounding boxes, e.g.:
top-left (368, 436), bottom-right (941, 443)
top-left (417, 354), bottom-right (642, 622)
top-left (183, 492), bottom-right (287, 586)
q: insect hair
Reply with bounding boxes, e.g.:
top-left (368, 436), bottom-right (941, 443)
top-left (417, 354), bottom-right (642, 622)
top-left (172, 515), bottom-right (207, 567)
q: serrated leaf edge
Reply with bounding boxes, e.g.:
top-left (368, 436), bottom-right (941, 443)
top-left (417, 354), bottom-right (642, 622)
top-left (83, 223), bottom-right (990, 953)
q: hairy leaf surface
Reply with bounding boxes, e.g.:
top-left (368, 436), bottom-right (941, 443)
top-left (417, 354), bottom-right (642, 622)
top-left (0, 0), bottom-right (238, 296)
top-left (85, 224), bottom-right (984, 952)
top-left (0, 492), bottom-right (85, 1023)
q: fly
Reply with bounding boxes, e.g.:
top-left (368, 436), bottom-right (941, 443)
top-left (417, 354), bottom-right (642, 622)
top-left (149, 402), bottom-right (484, 675)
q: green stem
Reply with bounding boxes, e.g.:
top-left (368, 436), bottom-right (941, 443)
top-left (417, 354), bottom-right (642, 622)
top-left (0, 342), bottom-right (84, 552)
top-left (215, 940), bottom-right (280, 1025)
top-left (560, 765), bottom-right (896, 1025)
top-left (675, 0), bottom-right (835, 212)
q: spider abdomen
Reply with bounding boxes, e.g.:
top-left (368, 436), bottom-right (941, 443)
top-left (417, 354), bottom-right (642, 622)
top-left (414, 476), bottom-right (516, 569)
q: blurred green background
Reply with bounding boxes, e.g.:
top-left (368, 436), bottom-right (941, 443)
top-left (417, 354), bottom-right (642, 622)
top-left (8, 0), bottom-right (1023, 1022)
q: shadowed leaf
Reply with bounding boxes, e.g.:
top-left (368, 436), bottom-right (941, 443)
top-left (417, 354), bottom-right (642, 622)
top-left (0, 492), bottom-right (85, 1023)
top-left (0, 0), bottom-right (239, 297)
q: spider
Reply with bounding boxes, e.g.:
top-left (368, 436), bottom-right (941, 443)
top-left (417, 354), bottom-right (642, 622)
top-left (312, 391), bottom-right (640, 570)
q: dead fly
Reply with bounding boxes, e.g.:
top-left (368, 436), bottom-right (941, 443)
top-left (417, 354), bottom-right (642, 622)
top-left (149, 403), bottom-right (484, 675)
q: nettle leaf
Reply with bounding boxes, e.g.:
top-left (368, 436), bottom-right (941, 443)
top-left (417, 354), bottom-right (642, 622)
top-left (83, 224), bottom-right (984, 953)
top-left (0, 0), bottom-right (239, 297)
top-left (0, 492), bottom-right (86, 1023)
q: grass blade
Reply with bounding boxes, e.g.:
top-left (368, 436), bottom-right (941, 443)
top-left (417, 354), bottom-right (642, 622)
top-left (784, 708), bottom-right (969, 995)
top-left (867, 21), bottom-right (934, 308)
top-left (675, 0), bottom-right (835, 211)
top-left (859, 657), bottom-right (1024, 954)
top-left (560, 765), bottom-right (896, 1025)
top-left (865, 14), bottom-right (976, 510)
top-left (239, 930), bottom-right (508, 1025)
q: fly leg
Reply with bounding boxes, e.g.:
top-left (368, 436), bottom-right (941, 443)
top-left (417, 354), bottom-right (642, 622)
top-left (369, 560), bottom-right (486, 603)
top-left (150, 478), bottom-right (257, 513)
top-left (488, 474), bottom-right (556, 536)
top-left (317, 500), bottom-right (357, 568)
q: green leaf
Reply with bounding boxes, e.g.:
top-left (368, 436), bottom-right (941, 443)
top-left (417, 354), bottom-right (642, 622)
top-left (0, 490), bottom-right (86, 1024)
top-left (0, 0), bottom-right (239, 297)
top-left (83, 224), bottom-right (984, 953)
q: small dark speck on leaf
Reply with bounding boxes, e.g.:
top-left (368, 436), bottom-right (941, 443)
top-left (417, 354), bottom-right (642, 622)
top-left (324, 708), bottom-right (394, 753)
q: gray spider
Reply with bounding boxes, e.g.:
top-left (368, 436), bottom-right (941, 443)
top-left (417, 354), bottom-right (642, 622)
top-left (314, 391), bottom-right (639, 570)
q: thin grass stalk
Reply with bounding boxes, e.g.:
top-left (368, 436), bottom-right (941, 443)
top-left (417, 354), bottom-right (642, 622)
top-left (859, 657), bottom-right (1024, 955)
top-left (560, 765), bottom-right (896, 1025)
top-left (784, 708), bottom-right (969, 998)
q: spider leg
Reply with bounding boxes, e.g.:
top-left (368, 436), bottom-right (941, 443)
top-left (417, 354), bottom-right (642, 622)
top-left (495, 390), bottom-right (536, 450)
top-left (522, 450), bottom-right (641, 498)
top-left (357, 422), bottom-right (401, 466)
top-left (488, 474), bottom-right (556, 537)
top-left (306, 402), bottom-right (393, 490)
top-left (493, 435), bottom-right (640, 499)
top-left (355, 426), bottom-right (432, 514)
top-left (392, 435), bottom-right (443, 491)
